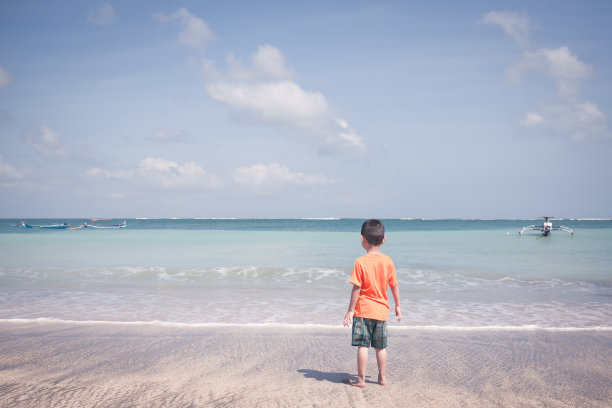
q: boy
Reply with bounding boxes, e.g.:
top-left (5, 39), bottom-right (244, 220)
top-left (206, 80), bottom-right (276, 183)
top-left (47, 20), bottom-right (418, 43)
top-left (343, 219), bottom-right (401, 388)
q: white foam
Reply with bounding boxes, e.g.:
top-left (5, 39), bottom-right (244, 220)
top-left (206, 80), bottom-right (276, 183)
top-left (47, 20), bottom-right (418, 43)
top-left (1, 318), bottom-right (610, 332)
top-left (298, 218), bottom-right (341, 220)
top-left (573, 218), bottom-right (612, 221)
top-left (389, 325), bottom-right (612, 332)
top-left (0, 318), bottom-right (343, 331)
top-left (194, 218), bottom-right (238, 220)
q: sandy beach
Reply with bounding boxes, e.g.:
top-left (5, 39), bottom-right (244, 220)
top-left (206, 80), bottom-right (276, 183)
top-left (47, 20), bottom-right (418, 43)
top-left (0, 321), bottom-right (610, 407)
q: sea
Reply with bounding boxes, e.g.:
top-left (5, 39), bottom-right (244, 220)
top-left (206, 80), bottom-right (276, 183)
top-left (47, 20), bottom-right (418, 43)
top-left (1, 218), bottom-right (611, 330)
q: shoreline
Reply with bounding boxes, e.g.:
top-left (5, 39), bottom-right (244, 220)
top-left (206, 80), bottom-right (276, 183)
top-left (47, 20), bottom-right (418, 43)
top-left (1, 321), bottom-right (611, 407)
top-left (2, 318), bottom-right (612, 332)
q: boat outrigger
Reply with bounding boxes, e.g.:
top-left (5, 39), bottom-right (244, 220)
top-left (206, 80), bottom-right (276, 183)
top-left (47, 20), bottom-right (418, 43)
top-left (14, 219), bottom-right (70, 229)
top-left (519, 216), bottom-right (573, 236)
top-left (69, 220), bottom-right (127, 229)
top-left (12, 219), bottom-right (127, 230)
top-left (86, 220), bottom-right (127, 229)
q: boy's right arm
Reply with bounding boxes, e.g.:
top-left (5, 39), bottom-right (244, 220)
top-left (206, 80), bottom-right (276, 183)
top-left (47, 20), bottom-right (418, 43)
top-left (343, 284), bottom-right (361, 327)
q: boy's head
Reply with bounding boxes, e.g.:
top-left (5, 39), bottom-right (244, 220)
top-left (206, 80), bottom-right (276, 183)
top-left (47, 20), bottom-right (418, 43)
top-left (361, 219), bottom-right (385, 246)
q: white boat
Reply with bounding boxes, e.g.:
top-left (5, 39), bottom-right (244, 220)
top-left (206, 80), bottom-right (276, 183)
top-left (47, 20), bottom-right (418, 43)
top-left (519, 217), bottom-right (573, 236)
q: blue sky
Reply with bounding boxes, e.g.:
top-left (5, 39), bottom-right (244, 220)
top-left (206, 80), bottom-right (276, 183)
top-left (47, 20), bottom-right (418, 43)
top-left (1, 1), bottom-right (611, 218)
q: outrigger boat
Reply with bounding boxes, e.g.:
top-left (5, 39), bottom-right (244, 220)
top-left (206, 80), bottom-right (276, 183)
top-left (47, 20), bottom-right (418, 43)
top-left (13, 219), bottom-right (126, 230)
top-left (71, 220), bottom-right (127, 229)
top-left (86, 220), bottom-right (127, 229)
top-left (13, 219), bottom-right (70, 229)
top-left (38, 223), bottom-right (70, 229)
top-left (519, 216), bottom-right (573, 236)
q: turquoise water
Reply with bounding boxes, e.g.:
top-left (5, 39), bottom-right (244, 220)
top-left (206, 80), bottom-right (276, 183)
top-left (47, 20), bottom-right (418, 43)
top-left (1, 218), bottom-right (611, 328)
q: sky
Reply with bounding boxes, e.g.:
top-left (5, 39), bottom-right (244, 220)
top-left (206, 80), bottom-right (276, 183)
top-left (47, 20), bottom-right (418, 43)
top-left (1, 0), bottom-right (611, 219)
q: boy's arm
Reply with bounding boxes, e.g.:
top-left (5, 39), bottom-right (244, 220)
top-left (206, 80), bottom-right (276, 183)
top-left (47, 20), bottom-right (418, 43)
top-left (343, 284), bottom-right (361, 327)
top-left (391, 285), bottom-right (402, 322)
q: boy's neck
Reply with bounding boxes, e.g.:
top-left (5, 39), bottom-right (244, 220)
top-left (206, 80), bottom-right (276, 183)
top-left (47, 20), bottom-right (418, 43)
top-left (365, 245), bottom-right (382, 255)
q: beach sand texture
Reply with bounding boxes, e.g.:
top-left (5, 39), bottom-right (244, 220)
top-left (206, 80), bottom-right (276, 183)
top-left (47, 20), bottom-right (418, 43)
top-left (1, 322), bottom-right (611, 407)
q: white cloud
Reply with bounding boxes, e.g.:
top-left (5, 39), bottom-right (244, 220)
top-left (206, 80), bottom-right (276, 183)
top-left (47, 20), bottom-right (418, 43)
top-left (156, 9), bottom-right (363, 153)
top-left (486, 10), bottom-right (609, 141)
top-left (155, 8), bottom-right (214, 48)
top-left (215, 45), bottom-right (294, 83)
top-left (86, 157), bottom-right (218, 189)
top-left (0, 66), bottom-right (12, 88)
top-left (233, 163), bottom-right (334, 186)
top-left (508, 47), bottom-right (593, 104)
top-left (511, 46), bottom-right (608, 140)
top-left (206, 80), bottom-right (328, 125)
top-left (482, 11), bottom-right (533, 48)
top-left (252, 44), bottom-right (294, 79)
top-left (521, 111), bottom-right (543, 127)
top-left (508, 47), bottom-right (592, 90)
top-left (26, 126), bottom-right (67, 157)
top-left (0, 154), bottom-right (23, 179)
top-left (521, 100), bottom-right (609, 141)
top-left (87, 2), bottom-right (116, 26)
top-left (85, 167), bottom-right (133, 179)
top-left (205, 44), bottom-right (365, 153)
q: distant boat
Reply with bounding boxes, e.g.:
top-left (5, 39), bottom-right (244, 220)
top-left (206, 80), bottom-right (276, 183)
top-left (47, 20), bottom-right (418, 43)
top-left (38, 223), bottom-right (70, 229)
top-left (12, 220), bottom-right (70, 229)
top-left (83, 220), bottom-right (127, 229)
top-left (12, 220), bottom-right (33, 228)
top-left (519, 216), bottom-right (573, 236)
top-left (11, 219), bottom-right (126, 230)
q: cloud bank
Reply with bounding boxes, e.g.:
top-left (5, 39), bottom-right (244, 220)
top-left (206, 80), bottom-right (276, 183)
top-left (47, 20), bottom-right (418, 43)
top-left (86, 157), bottom-right (218, 189)
top-left (86, 159), bottom-right (332, 192)
top-left (233, 162), bottom-right (334, 187)
top-left (484, 11), bottom-right (609, 141)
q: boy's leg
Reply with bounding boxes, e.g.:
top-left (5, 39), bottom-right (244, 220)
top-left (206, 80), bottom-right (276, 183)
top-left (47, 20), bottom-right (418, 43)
top-left (353, 346), bottom-right (368, 387)
top-left (350, 317), bottom-right (369, 387)
top-left (375, 348), bottom-right (387, 386)
top-left (371, 320), bottom-right (388, 386)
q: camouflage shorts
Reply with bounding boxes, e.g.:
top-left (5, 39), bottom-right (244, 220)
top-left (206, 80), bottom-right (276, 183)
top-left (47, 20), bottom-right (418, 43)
top-left (351, 317), bottom-right (387, 349)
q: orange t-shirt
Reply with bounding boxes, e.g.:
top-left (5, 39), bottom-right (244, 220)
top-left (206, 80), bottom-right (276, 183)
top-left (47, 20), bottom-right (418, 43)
top-left (349, 253), bottom-right (398, 321)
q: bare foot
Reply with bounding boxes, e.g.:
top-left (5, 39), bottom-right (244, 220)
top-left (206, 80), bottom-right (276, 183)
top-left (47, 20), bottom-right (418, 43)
top-left (343, 378), bottom-right (366, 388)
top-left (378, 374), bottom-right (388, 386)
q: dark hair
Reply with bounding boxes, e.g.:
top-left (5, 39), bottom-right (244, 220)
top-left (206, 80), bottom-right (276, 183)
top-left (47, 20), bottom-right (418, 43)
top-left (361, 219), bottom-right (385, 246)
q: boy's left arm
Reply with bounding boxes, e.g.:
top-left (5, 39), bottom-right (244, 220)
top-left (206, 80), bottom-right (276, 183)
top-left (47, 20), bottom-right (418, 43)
top-left (343, 284), bottom-right (361, 327)
top-left (391, 285), bottom-right (402, 322)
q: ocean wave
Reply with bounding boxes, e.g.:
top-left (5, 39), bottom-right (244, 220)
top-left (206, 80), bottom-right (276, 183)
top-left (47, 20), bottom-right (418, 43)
top-left (1, 318), bottom-right (610, 332)
top-left (0, 265), bottom-right (349, 285)
top-left (298, 218), bottom-right (342, 220)
top-left (396, 268), bottom-right (611, 293)
top-left (4, 265), bottom-right (609, 294)
top-left (194, 217), bottom-right (238, 220)
top-left (391, 325), bottom-right (612, 332)
top-left (571, 218), bottom-right (612, 221)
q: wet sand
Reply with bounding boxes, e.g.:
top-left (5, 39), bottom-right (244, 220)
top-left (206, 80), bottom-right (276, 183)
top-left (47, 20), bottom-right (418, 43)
top-left (1, 321), bottom-right (611, 407)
